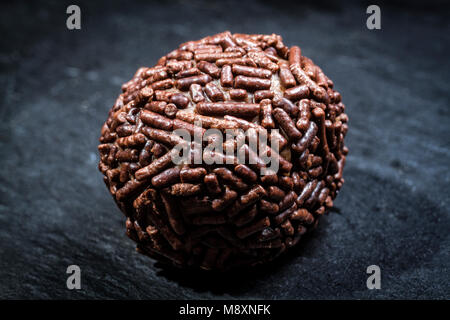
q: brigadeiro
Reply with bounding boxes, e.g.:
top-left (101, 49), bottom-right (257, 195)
top-left (98, 32), bottom-right (348, 270)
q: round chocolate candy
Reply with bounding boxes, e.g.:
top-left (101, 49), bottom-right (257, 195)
top-left (98, 32), bottom-right (348, 270)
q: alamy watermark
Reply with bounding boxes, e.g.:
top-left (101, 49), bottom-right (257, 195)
top-left (66, 265), bottom-right (81, 290)
top-left (66, 5), bottom-right (81, 30)
top-left (366, 265), bottom-right (381, 289)
top-left (366, 5), bottom-right (381, 30)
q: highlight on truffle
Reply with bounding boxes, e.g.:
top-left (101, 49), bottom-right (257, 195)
top-left (98, 32), bottom-right (348, 270)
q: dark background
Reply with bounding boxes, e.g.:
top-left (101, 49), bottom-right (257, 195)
top-left (0, 0), bottom-right (449, 299)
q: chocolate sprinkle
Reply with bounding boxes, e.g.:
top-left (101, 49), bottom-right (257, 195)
top-left (98, 32), bottom-right (348, 270)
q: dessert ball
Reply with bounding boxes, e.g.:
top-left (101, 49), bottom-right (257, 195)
top-left (98, 32), bottom-right (348, 270)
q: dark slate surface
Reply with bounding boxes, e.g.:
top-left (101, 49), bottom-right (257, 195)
top-left (0, 0), bottom-right (449, 299)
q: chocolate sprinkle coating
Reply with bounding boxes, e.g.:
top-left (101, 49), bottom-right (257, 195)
top-left (98, 32), bottom-right (348, 270)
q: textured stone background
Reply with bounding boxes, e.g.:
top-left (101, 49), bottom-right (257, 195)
top-left (0, 0), bottom-right (449, 299)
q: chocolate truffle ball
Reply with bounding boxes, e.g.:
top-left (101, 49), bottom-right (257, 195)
top-left (98, 32), bottom-right (348, 270)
